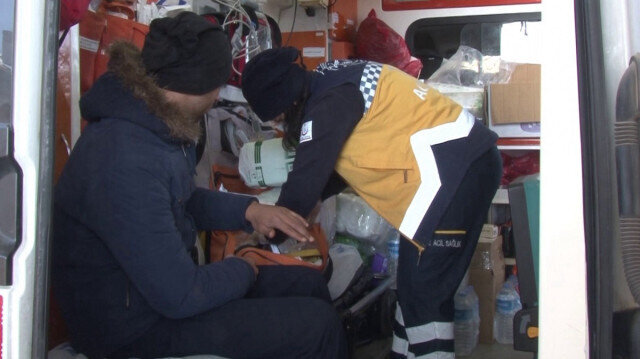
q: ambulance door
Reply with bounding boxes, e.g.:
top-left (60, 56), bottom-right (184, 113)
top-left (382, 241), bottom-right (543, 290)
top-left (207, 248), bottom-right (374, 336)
top-left (0, 0), bottom-right (59, 357)
top-left (588, 0), bottom-right (640, 357)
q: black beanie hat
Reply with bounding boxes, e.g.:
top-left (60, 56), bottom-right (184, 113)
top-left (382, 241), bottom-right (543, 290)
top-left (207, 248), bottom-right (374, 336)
top-left (142, 12), bottom-right (231, 95)
top-left (241, 47), bottom-right (306, 121)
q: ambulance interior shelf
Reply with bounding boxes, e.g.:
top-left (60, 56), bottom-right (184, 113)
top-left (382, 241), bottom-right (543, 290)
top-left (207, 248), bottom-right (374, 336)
top-left (408, 12), bottom-right (542, 141)
top-left (496, 137), bottom-right (540, 150)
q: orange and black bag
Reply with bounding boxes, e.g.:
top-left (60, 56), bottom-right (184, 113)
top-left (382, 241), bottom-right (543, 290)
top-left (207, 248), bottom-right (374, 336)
top-left (207, 165), bottom-right (331, 274)
top-left (208, 224), bottom-right (330, 272)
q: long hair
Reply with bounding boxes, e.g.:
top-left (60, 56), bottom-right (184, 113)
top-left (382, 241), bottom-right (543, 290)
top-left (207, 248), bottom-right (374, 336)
top-left (282, 69), bottom-right (310, 151)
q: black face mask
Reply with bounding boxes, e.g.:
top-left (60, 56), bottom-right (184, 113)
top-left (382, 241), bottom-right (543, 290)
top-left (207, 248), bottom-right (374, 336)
top-left (241, 47), bottom-right (308, 121)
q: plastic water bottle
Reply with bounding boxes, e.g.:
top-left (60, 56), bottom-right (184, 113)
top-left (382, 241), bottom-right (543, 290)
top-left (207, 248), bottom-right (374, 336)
top-left (386, 230), bottom-right (400, 288)
top-left (493, 276), bottom-right (522, 344)
top-left (454, 285), bottom-right (480, 356)
top-left (506, 272), bottom-right (520, 293)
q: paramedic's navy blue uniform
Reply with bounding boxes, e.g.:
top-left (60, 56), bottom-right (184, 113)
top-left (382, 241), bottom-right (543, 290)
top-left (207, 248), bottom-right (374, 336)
top-left (52, 72), bottom-right (346, 359)
top-left (274, 61), bottom-right (502, 358)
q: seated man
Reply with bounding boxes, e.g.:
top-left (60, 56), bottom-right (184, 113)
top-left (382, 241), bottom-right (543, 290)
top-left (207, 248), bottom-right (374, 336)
top-left (52, 12), bottom-right (347, 359)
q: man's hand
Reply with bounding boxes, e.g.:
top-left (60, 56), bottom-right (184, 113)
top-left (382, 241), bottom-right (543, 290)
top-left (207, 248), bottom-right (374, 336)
top-left (245, 202), bottom-right (314, 242)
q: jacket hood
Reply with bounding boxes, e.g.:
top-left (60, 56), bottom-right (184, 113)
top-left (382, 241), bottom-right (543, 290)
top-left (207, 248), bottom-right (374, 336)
top-left (80, 42), bottom-right (202, 143)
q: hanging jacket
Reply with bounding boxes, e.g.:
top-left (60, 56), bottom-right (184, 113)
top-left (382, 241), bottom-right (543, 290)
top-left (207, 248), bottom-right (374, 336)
top-left (52, 66), bottom-right (257, 357)
top-left (276, 60), bottom-right (498, 241)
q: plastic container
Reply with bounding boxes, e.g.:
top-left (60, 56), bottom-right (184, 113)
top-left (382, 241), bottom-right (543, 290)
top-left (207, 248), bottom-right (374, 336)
top-left (506, 272), bottom-right (520, 293)
top-left (386, 230), bottom-right (400, 288)
top-left (238, 138), bottom-right (295, 188)
top-left (493, 276), bottom-right (523, 344)
top-left (454, 285), bottom-right (480, 356)
top-left (371, 252), bottom-right (388, 276)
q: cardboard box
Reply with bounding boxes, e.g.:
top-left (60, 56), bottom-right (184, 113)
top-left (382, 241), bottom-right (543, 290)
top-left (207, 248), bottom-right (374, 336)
top-left (468, 234), bottom-right (505, 344)
top-left (488, 64), bottom-right (541, 124)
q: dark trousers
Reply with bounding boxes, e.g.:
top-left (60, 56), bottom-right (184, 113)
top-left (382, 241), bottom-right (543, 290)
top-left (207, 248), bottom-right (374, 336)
top-left (392, 147), bottom-right (502, 358)
top-left (110, 265), bottom-right (348, 359)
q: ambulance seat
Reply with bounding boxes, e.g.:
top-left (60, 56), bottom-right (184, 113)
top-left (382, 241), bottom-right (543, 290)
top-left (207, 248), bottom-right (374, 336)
top-left (47, 342), bottom-right (228, 359)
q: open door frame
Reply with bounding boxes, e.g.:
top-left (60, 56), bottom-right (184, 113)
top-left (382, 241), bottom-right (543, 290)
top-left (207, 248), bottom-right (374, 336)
top-left (574, 0), bottom-right (615, 358)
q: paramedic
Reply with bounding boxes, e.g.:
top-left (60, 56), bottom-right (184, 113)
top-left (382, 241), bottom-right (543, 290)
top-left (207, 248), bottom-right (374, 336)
top-left (241, 47), bottom-right (502, 359)
top-left (52, 13), bottom-right (347, 359)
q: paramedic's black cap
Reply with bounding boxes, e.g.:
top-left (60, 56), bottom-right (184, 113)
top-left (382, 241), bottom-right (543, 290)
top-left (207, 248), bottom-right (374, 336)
top-left (142, 12), bottom-right (231, 95)
top-left (241, 47), bottom-right (306, 120)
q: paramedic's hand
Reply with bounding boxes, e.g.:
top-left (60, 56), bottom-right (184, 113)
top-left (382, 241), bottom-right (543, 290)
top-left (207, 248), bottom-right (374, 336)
top-left (245, 202), bottom-right (314, 242)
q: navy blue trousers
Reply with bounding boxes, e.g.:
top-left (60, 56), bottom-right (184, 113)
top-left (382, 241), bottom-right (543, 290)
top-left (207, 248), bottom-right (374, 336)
top-left (109, 265), bottom-right (347, 359)
top-left (391, 147), bottom-right (502, 358)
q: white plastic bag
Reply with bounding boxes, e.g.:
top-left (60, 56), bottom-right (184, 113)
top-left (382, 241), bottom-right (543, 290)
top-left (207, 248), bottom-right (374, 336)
top-left (427, 45), bottom-right (516, 88)
top-left (316, 195), bottom-right (337, 246)
top-left (335, 192), bottom-right (393, 245)
top-left (428, 83), bottom-right (485, 119)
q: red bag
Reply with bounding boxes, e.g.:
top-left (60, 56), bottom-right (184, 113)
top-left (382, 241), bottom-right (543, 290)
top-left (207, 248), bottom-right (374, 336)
top-left (501, 151), bottom-right (540, 185)
top-left (79, 2), bottom-right (149, 93)
top-left (355, 9), bottom-right (423, 78)
top-left (59, 0), bottom-right (92, 31)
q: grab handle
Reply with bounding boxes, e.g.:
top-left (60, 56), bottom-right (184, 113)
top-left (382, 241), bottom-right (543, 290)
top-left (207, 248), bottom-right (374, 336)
top-left (0, 124), bottom-right (22, 285)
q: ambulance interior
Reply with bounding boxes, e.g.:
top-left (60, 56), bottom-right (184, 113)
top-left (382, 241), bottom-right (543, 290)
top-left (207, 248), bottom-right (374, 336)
top-left (1, 0), bottom-right (638, 358)
top-left (50, 2), bottom-right (543, 357)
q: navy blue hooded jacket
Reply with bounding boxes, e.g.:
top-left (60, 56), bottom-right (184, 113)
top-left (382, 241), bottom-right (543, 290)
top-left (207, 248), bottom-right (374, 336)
top-left (52, 69), bottom-right (257, 357)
